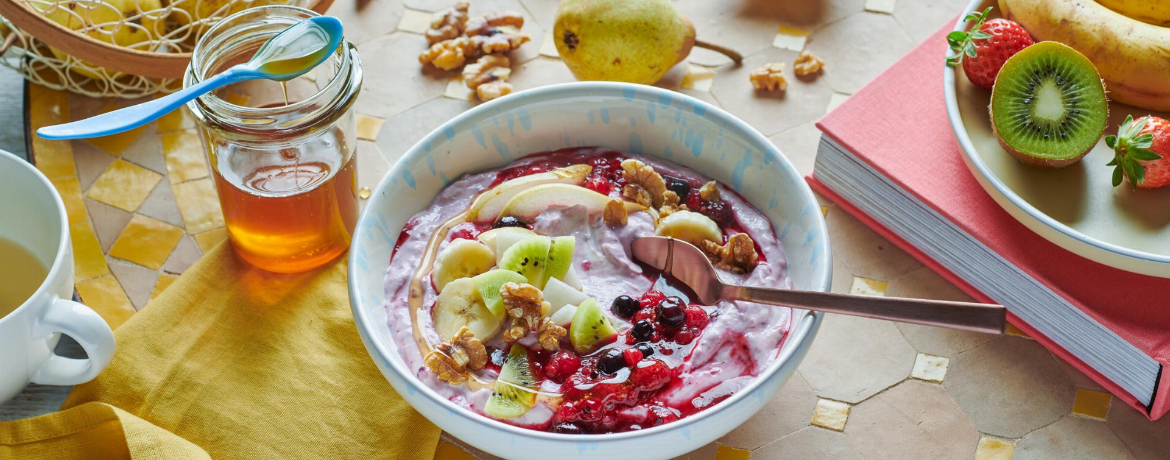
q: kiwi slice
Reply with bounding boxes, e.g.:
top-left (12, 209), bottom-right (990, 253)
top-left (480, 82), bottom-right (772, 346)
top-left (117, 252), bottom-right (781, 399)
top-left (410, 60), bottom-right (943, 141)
top-left (990, 41), bottom-right (1108, 168)
top-left (540, 236), bottom-right (576, 287)
top-left (484, 344), bottom-right (538, 419)
top-left (498, 236), bottom-right (551, 288)
top-left (569, 298), bottom-right (617, 354)
top-left (473, 269), bottom-right (529, 316)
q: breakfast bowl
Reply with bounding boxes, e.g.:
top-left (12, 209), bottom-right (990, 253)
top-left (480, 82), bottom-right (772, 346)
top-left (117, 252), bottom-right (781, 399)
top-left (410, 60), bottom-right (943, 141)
top-left (349, 82), bottom-right (830, 459)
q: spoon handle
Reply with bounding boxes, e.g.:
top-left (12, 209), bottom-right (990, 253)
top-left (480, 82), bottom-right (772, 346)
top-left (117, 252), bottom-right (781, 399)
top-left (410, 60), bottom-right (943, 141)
top-left (36, 67), bottom-right (254, 140)
top-left (722, 285), bottom-right (1007, 334)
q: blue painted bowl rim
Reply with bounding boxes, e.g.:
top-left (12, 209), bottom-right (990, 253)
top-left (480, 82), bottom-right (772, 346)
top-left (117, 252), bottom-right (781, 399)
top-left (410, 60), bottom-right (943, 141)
top-left (349, 81), bottom-right (831, 443)
top-left (944, 0), bottom-right (1170, 268)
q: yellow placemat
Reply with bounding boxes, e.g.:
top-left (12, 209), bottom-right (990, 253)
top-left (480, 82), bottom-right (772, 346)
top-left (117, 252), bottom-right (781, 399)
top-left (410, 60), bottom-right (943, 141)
top-left (0, 244), bottom-right (439, 459)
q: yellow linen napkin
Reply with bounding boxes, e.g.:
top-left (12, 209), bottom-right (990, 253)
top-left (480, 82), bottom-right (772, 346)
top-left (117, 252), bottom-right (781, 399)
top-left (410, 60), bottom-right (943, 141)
top-left (0, 244), bottom-right (440, 459)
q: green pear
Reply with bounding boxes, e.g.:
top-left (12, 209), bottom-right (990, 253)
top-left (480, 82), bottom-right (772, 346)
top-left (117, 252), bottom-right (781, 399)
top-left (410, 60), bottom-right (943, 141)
top-left (554, 0), bottom-right (739, 85)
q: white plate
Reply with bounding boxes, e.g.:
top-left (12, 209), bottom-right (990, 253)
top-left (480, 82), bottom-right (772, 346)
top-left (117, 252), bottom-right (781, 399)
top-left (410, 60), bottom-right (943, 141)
top-left (946, 0), bottom-right (1170, 278)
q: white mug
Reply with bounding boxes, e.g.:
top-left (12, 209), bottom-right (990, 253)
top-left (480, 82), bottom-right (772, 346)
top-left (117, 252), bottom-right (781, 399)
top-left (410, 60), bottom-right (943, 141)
top-left (0, 149), bottom-right (115, 403)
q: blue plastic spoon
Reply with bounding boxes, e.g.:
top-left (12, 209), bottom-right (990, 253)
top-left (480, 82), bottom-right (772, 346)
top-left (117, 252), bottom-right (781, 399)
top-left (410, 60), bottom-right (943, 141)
top-left (37, 16), bottom-right (344, 140)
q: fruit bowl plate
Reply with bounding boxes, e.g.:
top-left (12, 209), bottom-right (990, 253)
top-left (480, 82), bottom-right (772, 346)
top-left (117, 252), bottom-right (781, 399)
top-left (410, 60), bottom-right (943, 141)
top-left (946, 0), bottom-right (1170, 278)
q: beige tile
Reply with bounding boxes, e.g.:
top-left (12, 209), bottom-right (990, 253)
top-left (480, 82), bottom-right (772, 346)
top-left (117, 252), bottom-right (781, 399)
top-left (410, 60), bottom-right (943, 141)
top-left (85, 199), bottom-right (132, 252)
top-left (719, 373), bottom-right (819, 450)
top-left (709, 48), bottom-right (832, 137)
top-left (829, 254), bottom-right (853, 295)
top-left (356, 33), bottom-right (450, 120)
top-left (162, 235), bottom-right (201, 274)
top-left (326, 0), bottom-right (404, 45)
top-left (799, 314), bottom-right (916, 403)
top-left (173, 178), bottom-right (224, 234)
top-left (680, 65), bottom-right (716, 92)
top-left (70, 222), bottom-right (109, 282)
top-left (1106, 401), bottom-right (1170, 460)
top-left (893, 0), bottom-right (972, 43)
top-left (769, 122), bottom-right (822, 176)
top-left (509, 56), bottom-right (579, 92)
top-left (86, 160), bottom-right (162, 212)
top-left (825, 205), bottom-right (922, 281)
top-left (194, 227), bottom-right (229, 253)
top-left (888, 267), bottom-right (996, 357)
top-left (107, 258), bottom-right (159, 310)
top-left (805, 12), bottom-right (915, 94)
top-left (672, 442), bottom-right (718, 460)
top-left (772, 26), bottom-right (810, 52)
top-left (1015, 417), bottom-right (1137, 460)
top-left (397, 8), bottom-right (434, 34)
top-left (826, 92), bottom-right (851, 113)
top-left (754, 427), bottom-right (863, 460)
top-left (538, 32), bottom-right (559, 58)
top-left (137, 180), bottom-right (185, 229)
top-left (675, 0), bottom-right (813, 66)
top-left (444, 76), bottom-right (476, 101)
top-left (150, 273), bottom-right (179, 302)
top-left (156, 105), bottom-right (192, 133)
top-left (1072, 389), bottom-right (1112, 421)
top-left (108, 215), bottom-right (185, 270)
top-left (357, 141), bottom-right (391, 200)
top-left (84, 104), bottom-right (146, 156)
top-left (356, 114), bottom-right (386, 141)
top-left (51, 176), bottom-right (87, 225)
top-left (945, 336), bottom-right (1075, 438)
top-left (975, 437), bottom-right (1014, 460)
top-left (712, 445), bottom-right (749, 460)
top-left (75, 275), bottom-right (135, 330)
top-left (1055, 357), bottom-right (1106, 392)
top-left (162, 129), bottom-right (210, 184)
top-left (119, 125), bottom-right (166, 174)
top-left (911, 353), bottom-right (949, 382)
top-left (72, 140), bottom-right (114, 190)
top-left (849, 276), bottom-right (887, 296)
top-left (374, 97), bottom-right (470, 165)
top-left (865, 0), bottom-right (897, 14)
top-left (811, 398), bottom-right (850, 431)
top-left (848, 380), bottom-right (979, 460)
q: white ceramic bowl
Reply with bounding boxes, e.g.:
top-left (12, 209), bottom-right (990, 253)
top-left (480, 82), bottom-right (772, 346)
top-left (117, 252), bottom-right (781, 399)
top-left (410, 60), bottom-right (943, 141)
top-left (349, 82), bottom-right (831, 459)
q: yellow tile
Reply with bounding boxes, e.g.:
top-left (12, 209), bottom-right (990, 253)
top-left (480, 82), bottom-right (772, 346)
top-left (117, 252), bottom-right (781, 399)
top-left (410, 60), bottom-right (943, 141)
top-left (83, 103), bottom-right (146, 156)
top-left (162, 129), bottom-right (209, 183)
top-left (108, 215), bottom-right (185, 270)
top-left (444, 76), bottom-right (474, 101)
top-left (811, 398), bottom-right (850, 431)
top-left (157, 105), bottom-right (191, 133)
top-left (713, 444), bottom-right (751, 460)
top-left (911, 353), bottom-right (949, 383)
top-left (849, 276), bottom-right (887, 296)
top-left (772, 25), bottom-right (810, 52)
top-left (28, 84), bottom-right (69, 128)
top-left (86, 160), bottom-right (162, 212)
top-left (356, 114), bottom-right (385, 141)
top-left (221, 92), bottom-right (250, 107)
top-left (70, 222), bottom-right (109, 282)
top-left (680, 64), bottom-right (716, 92)
top-left (398, 8), bottom-right (434, 34)
top-left (51, 176), bottom-right (88, 225)
top-left (173, 178), bottom-right (224, 234)
top-left (432, 442), bottom-right (477, 460)
top-left (827, 92), bottom-right (850, 113)
top-left (32, 137), bottom-right (77, 180)
top-left (539, 32), bottom-right (560, 58)
top-left (150, 273), bottom-right (179, 301)
top-left (865, 0), bottom-right (897, 14)
top-left (194, 227), bottom-right (228, 253)
top-left (1005, 323), bottom-right (1031, 339)
top-left (975, 437), bottom-right (1014, 460)
top-left (75, 275), bottom-right (136, 330)
top-left (820, 205), bottom-right (828, 217)
top-left (1072, 389), bottom-right (1112, 421)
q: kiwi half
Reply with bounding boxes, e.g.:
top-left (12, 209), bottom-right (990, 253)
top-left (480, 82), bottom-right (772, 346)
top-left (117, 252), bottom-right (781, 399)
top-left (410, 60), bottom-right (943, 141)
top-left (990, 41), bottom-right (1108, 168)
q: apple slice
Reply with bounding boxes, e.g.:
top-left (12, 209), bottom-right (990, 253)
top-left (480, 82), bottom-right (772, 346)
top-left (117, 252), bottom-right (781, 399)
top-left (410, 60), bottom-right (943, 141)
top-left (467, 164), bottom-right (592, 222)
top-left (497, 184), bottom-right (648, 221)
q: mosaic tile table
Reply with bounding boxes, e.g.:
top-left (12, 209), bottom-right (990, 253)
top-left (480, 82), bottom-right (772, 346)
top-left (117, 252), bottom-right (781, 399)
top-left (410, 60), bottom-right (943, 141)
top-left (6, 0), bottom-right (1170, 459)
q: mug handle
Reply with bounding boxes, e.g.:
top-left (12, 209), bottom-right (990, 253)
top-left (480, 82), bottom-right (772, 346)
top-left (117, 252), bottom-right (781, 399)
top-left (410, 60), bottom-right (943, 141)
top-left (29, 297), bottom-right (117, 386)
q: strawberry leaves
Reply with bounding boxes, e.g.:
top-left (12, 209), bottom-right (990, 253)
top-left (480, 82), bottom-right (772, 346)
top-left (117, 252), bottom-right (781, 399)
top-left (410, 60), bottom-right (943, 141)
top-left (947, 7), bottom-right (993, 67)
top-left (1107, 115), bottom-right (1161, 188)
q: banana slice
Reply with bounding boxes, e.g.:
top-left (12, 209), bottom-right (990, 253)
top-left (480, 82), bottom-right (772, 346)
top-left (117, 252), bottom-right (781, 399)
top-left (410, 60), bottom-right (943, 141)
top-left (432, 239), bottom-right (496, 291)
top-left (654, 210), bottom-right (722, 247)
top-left (433, 277), bottom-right (504, 341)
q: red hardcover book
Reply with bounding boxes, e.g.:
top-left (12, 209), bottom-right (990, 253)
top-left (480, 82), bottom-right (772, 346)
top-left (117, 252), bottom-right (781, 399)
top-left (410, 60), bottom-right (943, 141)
top-left (807, 24), bottom-right (1168, 420)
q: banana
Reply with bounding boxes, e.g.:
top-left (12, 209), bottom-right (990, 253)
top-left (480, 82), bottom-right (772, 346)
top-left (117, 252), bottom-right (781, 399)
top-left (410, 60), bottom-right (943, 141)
top-left (1092, 0), bottom-right (1170, 27)
top-left (433, 277), bottom-right (504, 341)
top-left (998, 0), bottom-right (1170, 111)
top-left (654, 210), bottom-right (722, 248)
top-left (432, 239), bottom-right (496, 291)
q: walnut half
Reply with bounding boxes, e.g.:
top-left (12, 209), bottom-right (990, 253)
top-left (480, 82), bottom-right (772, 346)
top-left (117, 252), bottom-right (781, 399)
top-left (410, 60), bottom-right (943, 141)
top-left (794, 50), bottom-right (825, 77)
top-left (462, 55), bottom-right (514, 101)
top-left (426, 1), bottom-right (469, 45)
top-left (500, 282), bottom-right (548, 342)
top-left (750, 63), bottom-right (788, 92)
top-left (604, 198), bottom-right (628, 226)
top-left (701, 233), bottom-right (759, 274)
top-left (621, 159), bottom-right (667, 208)
top-left (424, 326), bottom-right (488, 385)
top-left (537, 317), bottom-right (566, 351)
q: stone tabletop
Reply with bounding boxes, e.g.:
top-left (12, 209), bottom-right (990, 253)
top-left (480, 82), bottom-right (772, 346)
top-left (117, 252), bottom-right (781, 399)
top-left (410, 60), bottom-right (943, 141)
top-left (4, 0), bottom-right (1170, 459)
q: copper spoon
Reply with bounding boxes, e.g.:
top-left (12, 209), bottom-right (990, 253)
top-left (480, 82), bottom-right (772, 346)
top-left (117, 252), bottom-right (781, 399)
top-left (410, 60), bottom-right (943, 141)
top-left (630, 236), bottom-right (1007, 334)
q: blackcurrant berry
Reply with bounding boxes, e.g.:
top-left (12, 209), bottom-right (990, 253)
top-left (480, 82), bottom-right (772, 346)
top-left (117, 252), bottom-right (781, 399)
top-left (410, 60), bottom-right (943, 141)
top-left (597, 349), bottom-right (626, 374)
top-left (632, 320), bottom-right (654, 342)
top-left (611, 295), bottom-right (639, 319)
top-left (492, 216), bottom-right (531, 229)
top-left (657, 296), bottom-right (686, 328)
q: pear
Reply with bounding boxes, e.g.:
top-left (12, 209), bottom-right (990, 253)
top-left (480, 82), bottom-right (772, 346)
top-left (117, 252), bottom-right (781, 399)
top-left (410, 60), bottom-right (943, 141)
top-left (553, 0), bottom-right (741, 85)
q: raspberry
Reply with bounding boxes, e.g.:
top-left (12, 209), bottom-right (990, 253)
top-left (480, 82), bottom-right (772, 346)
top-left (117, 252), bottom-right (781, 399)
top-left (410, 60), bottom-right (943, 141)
top-left (550, 422), bottom-right (585, 434)
top-left (584, 175), bottom-right (612, 195)
top-left (623, 347), bottom-right (644, 366)
top-left (685, 190), bottom-right (702, 211)
top-left (545, 351), bottom-right (581, 383)
top-left (684, 305), bottom-right (709, 329)
top-left (674, 328), bottom-right (696, 345)
top-left (698, 200), bottom-right (734, 228)
top-left (639, 290), bottom-right (666, 309)
top-left (630, 359), bottom-right (671, 392)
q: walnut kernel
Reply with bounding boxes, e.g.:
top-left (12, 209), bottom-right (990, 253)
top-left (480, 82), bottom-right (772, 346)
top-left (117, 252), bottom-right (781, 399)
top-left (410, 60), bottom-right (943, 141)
top-left (477, 81), bottom-right (513, 101)
top-left (419, 36), bottom-right (476, 70)
top-left (621, 159), bottom-right (667, 208)
top-left (500, 282), bottom-right (547, 342)
top-left (794, 50), bottom-right (825, 77)
top-left (604, 198), bottom-right (629, 225)
top-left (463, 55), bottom-right (511, 89)
top-left (424, 326), bottom-right (488, 385)
top-left (537, 317), bottom-right (566, 351)
top-left (622, 184), bottom-right (652, 208)
top-left (750, 63), bottom-right (788, 92)
top-left (426, 1), bottom-right (470, 45)
top-left (698, 181), bottom-right (721, 201)
top-left (465, 12), bottom-right (524, 37)
top-left (701, 233), bottom-right (759, 274)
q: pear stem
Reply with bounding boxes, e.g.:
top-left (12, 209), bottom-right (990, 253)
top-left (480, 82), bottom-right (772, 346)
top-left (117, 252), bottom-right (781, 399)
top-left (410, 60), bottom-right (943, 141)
top-left (694, 39), bottom-right (743, 65)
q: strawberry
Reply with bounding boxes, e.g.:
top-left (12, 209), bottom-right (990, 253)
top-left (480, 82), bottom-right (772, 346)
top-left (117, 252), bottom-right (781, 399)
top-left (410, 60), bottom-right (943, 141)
top-left (1108, 115), bottom-right (1170, 189)
top-left (946, 8), bottom-right (1034, 89)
